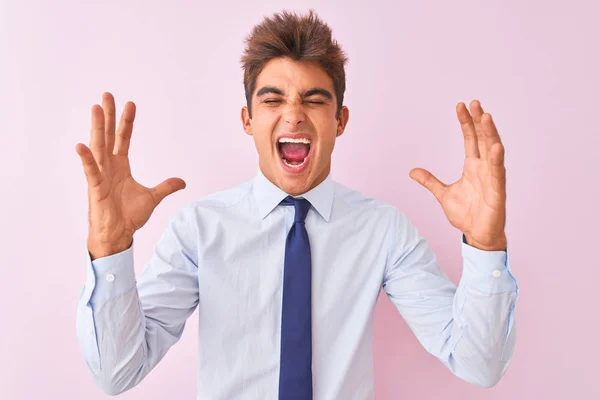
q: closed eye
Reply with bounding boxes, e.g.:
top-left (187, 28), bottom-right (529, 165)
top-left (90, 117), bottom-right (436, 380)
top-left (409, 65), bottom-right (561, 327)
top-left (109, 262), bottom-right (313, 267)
top-left (262, 99), bottom-right (326, 105)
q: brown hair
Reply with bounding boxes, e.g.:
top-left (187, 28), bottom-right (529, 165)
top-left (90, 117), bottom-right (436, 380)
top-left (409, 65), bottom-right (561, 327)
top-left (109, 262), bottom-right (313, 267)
top-left (241, 9), bottom-right (348, 119)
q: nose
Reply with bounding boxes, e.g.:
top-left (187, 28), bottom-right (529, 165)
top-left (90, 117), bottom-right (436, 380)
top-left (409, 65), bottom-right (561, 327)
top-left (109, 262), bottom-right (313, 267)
top-left (282, 103), bottom-right (305, 127)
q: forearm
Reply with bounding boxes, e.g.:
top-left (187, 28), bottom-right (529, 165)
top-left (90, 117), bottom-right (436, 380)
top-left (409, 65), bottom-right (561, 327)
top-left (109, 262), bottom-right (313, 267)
top-left (77, 287), bottom-right (150, 395)
top-left (392, 269), bottom-right (517, 389)
top-left (76, 243), bottom-right (156, 395)
top-left (76, 221), bottom-right (200, 395)
top-left (444, 238), bottom-right (518, 387)
top-left (443, 283), bottom-right (517, 388)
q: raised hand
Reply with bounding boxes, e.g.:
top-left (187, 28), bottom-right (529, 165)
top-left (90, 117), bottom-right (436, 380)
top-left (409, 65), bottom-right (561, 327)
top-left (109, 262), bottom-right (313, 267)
top-left (409, 100), bottom-right (507, 251)
top-left (75, 92), bottom-right (186, 259)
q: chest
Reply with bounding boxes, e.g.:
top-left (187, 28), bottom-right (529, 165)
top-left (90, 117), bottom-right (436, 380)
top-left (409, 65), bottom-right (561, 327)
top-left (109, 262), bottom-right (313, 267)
top-left (194, 207), bottom-right (391, 323)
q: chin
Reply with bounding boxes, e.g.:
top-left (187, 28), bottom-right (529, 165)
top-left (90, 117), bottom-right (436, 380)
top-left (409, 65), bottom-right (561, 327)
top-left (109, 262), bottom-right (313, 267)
top-left (260, 153), bottom-right (325, 195)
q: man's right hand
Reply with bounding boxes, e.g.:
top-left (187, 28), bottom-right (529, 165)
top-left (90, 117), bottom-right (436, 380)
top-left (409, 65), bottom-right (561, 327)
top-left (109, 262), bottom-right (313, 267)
top-left (75, 92), bottom-right (186, 260)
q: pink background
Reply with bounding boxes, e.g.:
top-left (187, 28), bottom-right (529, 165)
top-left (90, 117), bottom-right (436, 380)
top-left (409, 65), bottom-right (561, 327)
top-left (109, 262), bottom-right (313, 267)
top-left (1, 0), bottom-right (598, 398)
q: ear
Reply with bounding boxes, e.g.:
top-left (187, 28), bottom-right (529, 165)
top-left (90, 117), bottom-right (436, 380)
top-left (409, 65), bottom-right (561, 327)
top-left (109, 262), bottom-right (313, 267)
top-left (336, 106), bottom-right (350, 137)
top-left (241, 106), bottom-right (252, 136)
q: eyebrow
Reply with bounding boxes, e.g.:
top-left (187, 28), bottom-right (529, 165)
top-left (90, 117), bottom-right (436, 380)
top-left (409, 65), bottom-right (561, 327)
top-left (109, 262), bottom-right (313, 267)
top-left (256, 86), bottom-right (333, 100)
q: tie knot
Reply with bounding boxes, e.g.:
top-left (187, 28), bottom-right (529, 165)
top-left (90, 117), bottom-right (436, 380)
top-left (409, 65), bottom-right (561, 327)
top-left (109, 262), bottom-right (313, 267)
top-left (280, 195), bottom-right (311, 223)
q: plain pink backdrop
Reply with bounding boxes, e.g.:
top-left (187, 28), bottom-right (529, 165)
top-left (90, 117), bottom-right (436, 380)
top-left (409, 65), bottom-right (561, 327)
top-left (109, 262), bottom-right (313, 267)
top-left (1, 0), bottom-right (598, 399)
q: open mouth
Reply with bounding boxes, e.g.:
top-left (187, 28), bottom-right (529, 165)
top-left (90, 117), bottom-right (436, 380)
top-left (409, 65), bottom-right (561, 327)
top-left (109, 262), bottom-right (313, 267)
top-left (277, 137), bottom-right (312, 170)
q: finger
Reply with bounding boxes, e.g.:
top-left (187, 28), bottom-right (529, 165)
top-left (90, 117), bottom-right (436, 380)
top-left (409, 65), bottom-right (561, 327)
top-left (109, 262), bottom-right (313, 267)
top-left (114, 101), bottom-right (136, 156)
top-left (90, 105), bottom-right (106, 167)
top-left (456, 102), bottom-right (479, 158)
top-left (409, 168), bottom-right (447, 203)
top-left (150, 178), bottom-right (187, 205)
top-left (469, 99), bottom-right (488, 160)
top-left (102, 92), bottom-right (116, 156)
top-left (75, 143), bottom-right (103, 188)
top-left (489, 142), bottom-right (506, 194)
top-left (481, 112), bottom-right (503, 154)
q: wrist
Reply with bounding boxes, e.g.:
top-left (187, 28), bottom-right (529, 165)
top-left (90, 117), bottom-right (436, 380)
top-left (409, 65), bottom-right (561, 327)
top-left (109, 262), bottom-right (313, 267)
top-left (464, 233), bottom-right (507, 251)
top-left (88, 236), bottom-right (133, 260)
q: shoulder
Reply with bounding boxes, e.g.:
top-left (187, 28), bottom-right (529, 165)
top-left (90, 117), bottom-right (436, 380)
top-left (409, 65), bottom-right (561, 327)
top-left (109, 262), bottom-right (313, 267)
top-left (195, 180), bottom-right (252, 208)
top-left (332, 179), bottom-right (421, 237)
top-left (175, 179), bottom-right (254, 219)
top-left (332, 180), bottom-right (404, 221)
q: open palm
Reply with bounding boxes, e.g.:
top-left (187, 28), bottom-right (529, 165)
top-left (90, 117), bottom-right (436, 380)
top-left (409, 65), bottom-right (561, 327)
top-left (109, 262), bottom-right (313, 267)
top-left (409, 100), bottom-right (507, 251)
top-left (76, 92), bottom-right (186, 257)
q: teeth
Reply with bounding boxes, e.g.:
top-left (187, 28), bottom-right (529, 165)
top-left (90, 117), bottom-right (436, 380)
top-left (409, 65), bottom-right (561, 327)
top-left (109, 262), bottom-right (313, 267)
top-left (283, 158), bottom-right (307, 168)
top-left (278, 137), bottom-right (311, 144)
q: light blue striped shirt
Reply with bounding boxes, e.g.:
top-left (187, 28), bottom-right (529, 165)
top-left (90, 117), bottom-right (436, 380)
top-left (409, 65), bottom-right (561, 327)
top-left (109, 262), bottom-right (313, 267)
top-left (76, 169), bottom-right (519, 399)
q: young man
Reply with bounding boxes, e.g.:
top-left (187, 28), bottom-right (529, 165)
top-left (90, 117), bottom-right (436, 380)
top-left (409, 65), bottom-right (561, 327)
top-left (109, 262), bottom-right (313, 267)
top-left (75, 10), bottom-right (518, 400)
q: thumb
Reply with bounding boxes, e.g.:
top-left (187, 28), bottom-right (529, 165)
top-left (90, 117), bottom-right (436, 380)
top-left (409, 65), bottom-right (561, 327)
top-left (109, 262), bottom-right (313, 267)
top-left (151, 178), bottom-right (187, 204)
top-left (409, 168), bottom-right (447, 202)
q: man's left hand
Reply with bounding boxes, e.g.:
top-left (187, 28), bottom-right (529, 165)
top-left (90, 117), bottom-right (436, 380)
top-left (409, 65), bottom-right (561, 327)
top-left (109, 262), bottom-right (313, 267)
top-left (409, 100), bottom-right (507, 251)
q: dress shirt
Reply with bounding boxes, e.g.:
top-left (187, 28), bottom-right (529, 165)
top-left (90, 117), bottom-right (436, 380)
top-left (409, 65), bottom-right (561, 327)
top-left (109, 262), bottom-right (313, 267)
top-left (76, 169), bottom-right (519, 399)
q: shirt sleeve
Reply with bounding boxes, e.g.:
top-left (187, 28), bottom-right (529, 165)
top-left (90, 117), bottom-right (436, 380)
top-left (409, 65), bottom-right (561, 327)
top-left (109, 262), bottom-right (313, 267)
top-left (75, 206), bottom-right (200, 395)
top-left (381, 210), bottom-right (519, 388)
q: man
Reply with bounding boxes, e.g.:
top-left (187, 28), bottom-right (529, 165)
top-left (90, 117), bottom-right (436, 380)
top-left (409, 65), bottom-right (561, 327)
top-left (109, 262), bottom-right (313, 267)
top-left (75, 10), bottom-right (518, 399)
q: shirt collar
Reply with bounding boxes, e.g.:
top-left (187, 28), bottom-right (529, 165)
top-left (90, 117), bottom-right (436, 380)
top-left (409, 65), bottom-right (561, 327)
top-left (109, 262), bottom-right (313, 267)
top-left (252, 168), bottom-right (334, 222)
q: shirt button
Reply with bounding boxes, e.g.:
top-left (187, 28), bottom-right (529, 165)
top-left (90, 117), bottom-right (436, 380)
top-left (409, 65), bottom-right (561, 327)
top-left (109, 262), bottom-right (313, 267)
top-left (106, 273), bottom-right (115, 282)
top-left (492, 270), bottom-right (501, 278)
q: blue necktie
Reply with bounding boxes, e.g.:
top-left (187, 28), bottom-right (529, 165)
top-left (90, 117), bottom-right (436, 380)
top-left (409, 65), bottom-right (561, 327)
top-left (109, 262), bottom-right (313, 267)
top-left (278, 195), bottom-right (313, 400)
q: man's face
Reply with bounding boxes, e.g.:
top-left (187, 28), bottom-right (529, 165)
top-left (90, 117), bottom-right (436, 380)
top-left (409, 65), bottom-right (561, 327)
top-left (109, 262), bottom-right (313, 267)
top-left (241, 57), bottom-right (349, 196)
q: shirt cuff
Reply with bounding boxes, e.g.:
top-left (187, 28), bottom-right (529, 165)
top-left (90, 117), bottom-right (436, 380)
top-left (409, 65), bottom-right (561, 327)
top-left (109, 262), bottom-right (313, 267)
top-left (83, 239), bottom-right (137, 308)
top-left (460, 233), bottom-right (518, 293)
